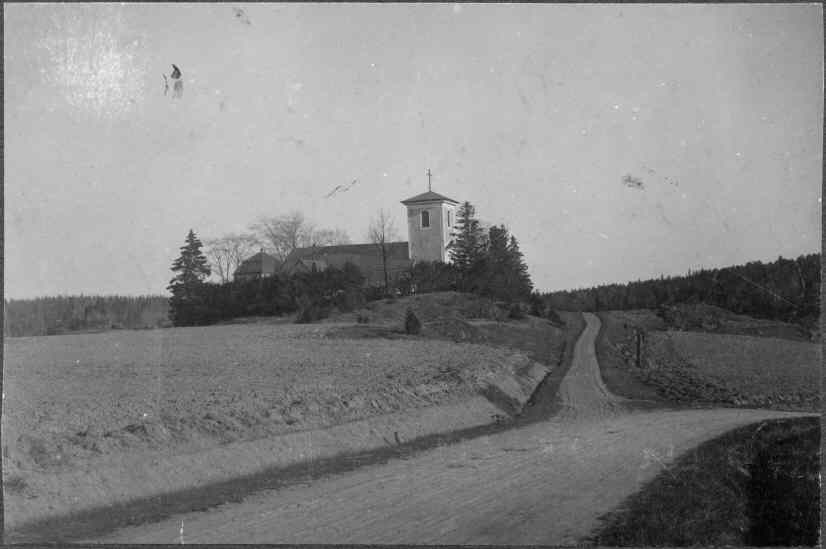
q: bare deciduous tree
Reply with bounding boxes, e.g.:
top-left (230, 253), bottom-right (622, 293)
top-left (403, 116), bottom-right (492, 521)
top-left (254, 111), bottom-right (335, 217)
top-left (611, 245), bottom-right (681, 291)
top-left (250, 211), bottom-right (313, 261)
top-left (251, 211), bottom-right (350, 261)
top-left (309, 227), bottom-right (351, 247)
top-left (367, 209), bottom-right (399, 292)
top-left (204, 233), bottom-right (261, 283)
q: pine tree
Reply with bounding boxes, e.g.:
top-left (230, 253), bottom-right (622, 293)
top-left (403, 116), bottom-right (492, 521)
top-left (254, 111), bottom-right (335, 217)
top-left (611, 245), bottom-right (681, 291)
top-left (449, 201), bottom-right (485, 290)
top-left (482, 225), bottom-right (511, 299)
top-left (167, 229), bottom-right (212, 326)
top-left (506, 234), bottom-right (533, 300)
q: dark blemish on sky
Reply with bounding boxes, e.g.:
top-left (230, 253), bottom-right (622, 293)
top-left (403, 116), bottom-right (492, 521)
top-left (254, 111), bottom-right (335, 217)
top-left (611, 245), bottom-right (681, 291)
top-left (281, 137), bottom-right (306, 147)
top-left (232, 7), bottom-right (251, 25)
top-left (324, 179), bottom-right (358, 199)
top-left (166, 64), bottom-right (183, 99)
top-left (655, 202), bottom-right (672, 226)
top-left (516, 83), bottom-right (531, 110)
top-left (622, 174), bottom-right (645, 190)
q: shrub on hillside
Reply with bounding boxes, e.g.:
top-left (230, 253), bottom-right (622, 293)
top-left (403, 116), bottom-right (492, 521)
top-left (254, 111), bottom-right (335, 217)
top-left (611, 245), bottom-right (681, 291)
top-left (529, 294), bottom-right (545, 317)
top-left (508, 302), bottom-right (526, 320)
top-left (404, 307), bottom-right (422, 335)
top-left (332, 288), bottom-right (366, 313)
top-left (546, 308), bottom-right (565, 326)
top-left (399, 261), bottom-right (460, 295)
top-left (294, 295), bottom-right (330, 324)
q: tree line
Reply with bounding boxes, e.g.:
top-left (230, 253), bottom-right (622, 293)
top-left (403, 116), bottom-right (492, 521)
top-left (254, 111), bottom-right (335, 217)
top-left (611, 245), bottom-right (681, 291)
top-left (4, 295), bottom-right (169, 337)
top-left (168, 201), bottom-right (534, 326)
top-left (541, 253), bottom-right (820, 329)
top-left (6, 201), bottom-right (535, 335)
top-left (203, 211), bottom-right (352, 283)
top-left (168, 230), bottom-right (370, 325)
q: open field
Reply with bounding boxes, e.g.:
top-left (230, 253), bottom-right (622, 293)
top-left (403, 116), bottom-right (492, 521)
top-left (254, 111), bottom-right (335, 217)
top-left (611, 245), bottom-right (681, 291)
top-left (597, 311), bottom-right (820, 410)
top-left (657, 303), bottom-right (814, 341)
top-left (593, 416), bottom-right (820, 546)
top-left (3, 293), bottom-right (579, 532)
top-left (2, 322), bottom-right (543, 477)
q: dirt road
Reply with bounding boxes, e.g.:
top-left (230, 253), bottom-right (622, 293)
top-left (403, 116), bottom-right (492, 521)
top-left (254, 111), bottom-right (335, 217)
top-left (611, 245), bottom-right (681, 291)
top-left (88, 313), bottom-right (810, 544)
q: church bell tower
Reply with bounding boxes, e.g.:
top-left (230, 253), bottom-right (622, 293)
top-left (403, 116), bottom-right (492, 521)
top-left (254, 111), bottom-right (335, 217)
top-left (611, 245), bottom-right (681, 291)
top-left (400, 170), bottom-right (459, 263)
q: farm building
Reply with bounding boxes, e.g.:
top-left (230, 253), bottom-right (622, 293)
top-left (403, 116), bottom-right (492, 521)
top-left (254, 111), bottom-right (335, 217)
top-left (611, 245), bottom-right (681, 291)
top-left (240, 187), bottom-right (460, 287)
top-left (282, 242), bottom-right (411, 287)
top-left (233, 250), bottom-right (281, 281)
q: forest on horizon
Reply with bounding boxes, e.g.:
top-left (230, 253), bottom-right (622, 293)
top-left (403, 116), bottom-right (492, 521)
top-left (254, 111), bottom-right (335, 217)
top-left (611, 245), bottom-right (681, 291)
top-left (541, 253), bottom-right (820, 331)
top-left (4, 253), bottom-right (820, 337)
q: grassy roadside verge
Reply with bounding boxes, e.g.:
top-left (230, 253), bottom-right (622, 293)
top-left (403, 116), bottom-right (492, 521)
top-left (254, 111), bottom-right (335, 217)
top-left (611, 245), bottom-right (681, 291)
top-left (594, 311), bottom-right (819, 411)
top-left (517, 311), bottom-right (586, 421)
top-left (591, 416), bottom-right (821, 546)
top-left (594, 312), bottom-right (666, 405)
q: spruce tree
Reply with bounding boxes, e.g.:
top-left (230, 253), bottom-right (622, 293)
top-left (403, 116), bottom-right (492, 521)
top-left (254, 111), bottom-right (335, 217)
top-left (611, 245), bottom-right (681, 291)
top-left (167, 229), bottom-right (212, 326)
top-left (449, 201), bottom-right (485, 290)
top-left (506, 234), bottom-right (533, 300)
top-left (483, 225), bottom-right (511, 299)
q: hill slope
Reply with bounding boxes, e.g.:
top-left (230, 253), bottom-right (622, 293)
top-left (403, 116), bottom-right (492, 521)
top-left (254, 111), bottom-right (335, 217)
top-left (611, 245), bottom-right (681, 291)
top-left (542, 253), bottom-right (819, 335)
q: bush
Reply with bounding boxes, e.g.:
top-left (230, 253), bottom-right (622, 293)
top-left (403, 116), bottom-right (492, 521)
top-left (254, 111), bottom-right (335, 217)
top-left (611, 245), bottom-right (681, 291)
top-left (508, 302), bottom-right (526, 320)
top-left (546, 308), bottom-right (565, 326)
top-left (294, 295), bottom-right (330, 324)
top-left (333, 288), bottom-right (365, 313)
top-left (490, 302), bottom-right (510, 322)
top-left (404, 307), bottom-right (421, 335)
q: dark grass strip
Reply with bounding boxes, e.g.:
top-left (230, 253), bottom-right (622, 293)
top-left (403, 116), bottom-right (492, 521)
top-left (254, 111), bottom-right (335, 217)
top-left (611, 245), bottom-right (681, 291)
top-left (590, 416), bottom-right (820, 547)
top-left (594, 311), bottom-right (670, 406)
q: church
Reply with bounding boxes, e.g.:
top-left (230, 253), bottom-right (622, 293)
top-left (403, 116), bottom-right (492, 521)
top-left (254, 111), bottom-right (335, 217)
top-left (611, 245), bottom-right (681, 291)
top-left (234, 187), bottom-right (460, 287)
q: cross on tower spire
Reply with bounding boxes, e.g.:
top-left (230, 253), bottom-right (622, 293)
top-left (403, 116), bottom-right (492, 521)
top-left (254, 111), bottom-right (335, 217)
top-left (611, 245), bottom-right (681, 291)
top-left (426, 168), bottom-right (432, 192)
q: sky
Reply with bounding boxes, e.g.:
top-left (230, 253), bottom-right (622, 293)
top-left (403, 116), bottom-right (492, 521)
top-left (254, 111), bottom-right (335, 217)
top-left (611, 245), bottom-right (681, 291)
top-left (4, 3), bottom-right (823, 298)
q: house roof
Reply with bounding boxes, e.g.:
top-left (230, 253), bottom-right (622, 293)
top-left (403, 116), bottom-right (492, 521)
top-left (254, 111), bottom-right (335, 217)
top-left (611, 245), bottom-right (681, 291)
top-left (295, 258), bottom-right (328, 271)
top-left (400, 190), bottom-right (459, 205)
top-left (234, 251), bottom-right (280, 275)
top-left (286, 242), bottom-right (410, 262)
top-left (282, 242), bottom-right (412, 285)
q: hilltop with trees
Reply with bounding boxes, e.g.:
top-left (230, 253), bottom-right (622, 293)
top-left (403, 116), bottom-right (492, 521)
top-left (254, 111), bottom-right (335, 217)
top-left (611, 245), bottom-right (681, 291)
top-left (540, 253), bottom-right (820, 332)
top-left (5, 202), bottom-right (535, 334)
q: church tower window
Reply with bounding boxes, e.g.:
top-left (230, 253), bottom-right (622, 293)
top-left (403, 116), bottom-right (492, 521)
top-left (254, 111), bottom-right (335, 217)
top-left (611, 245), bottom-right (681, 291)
top-left (421, 210), bottom-right (430, 228)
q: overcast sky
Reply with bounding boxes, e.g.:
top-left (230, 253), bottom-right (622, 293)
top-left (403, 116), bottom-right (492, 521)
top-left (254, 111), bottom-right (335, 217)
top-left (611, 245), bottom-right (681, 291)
top-left (4, 3), bottom-right (822, 298)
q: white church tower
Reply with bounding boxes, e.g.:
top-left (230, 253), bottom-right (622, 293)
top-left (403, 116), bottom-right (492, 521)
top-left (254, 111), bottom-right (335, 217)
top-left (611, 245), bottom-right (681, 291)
top-left (400, 170), bottom-right (459, 263)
